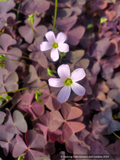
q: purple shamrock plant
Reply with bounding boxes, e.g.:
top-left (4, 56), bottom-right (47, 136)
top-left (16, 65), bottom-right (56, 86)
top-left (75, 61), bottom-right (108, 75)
top-left (0, 124), bottom-right (14, 156)
top-left (4, 108), bottom-right (28, 135)
top-left (0, 0), bottom-right (15, 30)
top-left (0, 33), bottom-right (22, 72)
top-left (1, 0), bottom-right (120, 159)
top-left (10, 130), bottom-right (47, 160)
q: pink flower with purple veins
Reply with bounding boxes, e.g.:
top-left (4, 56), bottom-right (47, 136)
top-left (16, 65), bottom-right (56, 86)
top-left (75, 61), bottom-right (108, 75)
top-left (40, 31), bottom-right (69, 61)
top-left (48, 64), bottom-right (86, 103)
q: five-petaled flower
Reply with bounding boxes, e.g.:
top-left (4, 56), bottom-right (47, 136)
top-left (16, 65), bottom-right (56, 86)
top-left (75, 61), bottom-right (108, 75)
top-left (40, 31), bottom-right (69, 61)
top-left (48, 64), bottom-right (86, 103)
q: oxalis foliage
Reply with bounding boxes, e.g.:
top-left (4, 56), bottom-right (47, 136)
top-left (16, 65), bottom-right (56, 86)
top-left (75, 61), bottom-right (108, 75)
top-left (0, 0), bottom-right (120, 160)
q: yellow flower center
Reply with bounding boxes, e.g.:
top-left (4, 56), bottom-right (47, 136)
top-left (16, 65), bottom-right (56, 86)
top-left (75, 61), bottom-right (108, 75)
top-left (64, 78), bottom-right (73, 86)
top-left (52, 42), bottom-right (58, 48)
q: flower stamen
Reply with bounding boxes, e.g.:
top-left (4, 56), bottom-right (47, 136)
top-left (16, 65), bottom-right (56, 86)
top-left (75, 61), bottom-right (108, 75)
top-left (64, 78), bottom-right (73, 86)
top-left (52, 42), bottom-right (58, 49)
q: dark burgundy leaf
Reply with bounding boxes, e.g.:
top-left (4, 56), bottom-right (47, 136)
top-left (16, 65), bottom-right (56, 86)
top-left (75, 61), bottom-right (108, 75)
top-left (57, 8), bottom-right (72, 19)
top-left (11, 135), bottom-right (27, 158)
top-left (67, 26), bottom-right (85, 45)
top-left (0, 111), bottom-right (6, 125)
top-left (25, 130), bottom-right (47, 149)
top-left (13, 110), bottom-right (28, 133)
top-left (56, 16), bottom-right (77, 31)
top-left (90, 0), bottom-right (107, 11)
top-left (21, 0), bottom-right (50, 15)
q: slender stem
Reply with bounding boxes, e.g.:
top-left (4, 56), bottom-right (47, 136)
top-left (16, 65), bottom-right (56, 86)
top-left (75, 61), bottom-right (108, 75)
top-left (0, 56), bottom-right (30, 67)
top-left (59, 52), bottom-right (63, 64)
top-left (4, 57), bottom-right (21, 62)
top-left (0, 87), bottom-right (28, 95)
top-left (31, 117), bottom-right (39, 122)
top-left (0, 99), bottom-right (11, 109)
top-left (24, 112), bottom-right (28, 117)
top-left (36, 84), bottom-right (48, 92)
top-left (59, 52), bottom-right (66, 64)
top-left (113, 132), bottom-right (120, 139)
top-left (60, 56), bottom-right (62, 64)
top-left (10, 104), bottom-right (15, 111)
top-left (21, 56), bottom-right (32, 60)
top-left (12, 8), bottom-right (24, 15)
top-left (52, 0), bottom-right (58, 31)
top-left (99, 22), bottom-right (102, 33)
top-left (35, 84), bottom-right (48, 102)
top-left (0, 53), bottom-right (29, 60)
top-left (28, 19), bottom-right (36, 39)
top-left (0, 52), bottom-right (30, 60)
top-left (59, 52), bottom-right (62, 63)
top-left (18, 81), bottom-right (23, 84)
top-left (22, 51), bottom-right (29, 56)
top-left (0, 96), bottom-right (7, 101)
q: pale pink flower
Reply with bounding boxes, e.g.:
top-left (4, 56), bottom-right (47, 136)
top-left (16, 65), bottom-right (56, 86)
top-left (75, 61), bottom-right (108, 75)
top-left (40, 31), bottom-right (69, 61)
top-left (48, 64), bottom-right (86, 103)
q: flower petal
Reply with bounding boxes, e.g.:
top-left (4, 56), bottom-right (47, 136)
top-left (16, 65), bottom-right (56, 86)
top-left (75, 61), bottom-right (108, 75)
top-left (58, 43), bottom-right (69, 53)
top-left (71, 82), bottom-right (86, 96)
top-left (71, 68), bottom-right (86, 82)
top-left (56, 32), bottom-right (67, 43)
top-left (40, 42), bottom-right (52, 51)
top-left (51, 48), bottom-right (59, 61)
top-left (57, 64), bottom-right (70, 79)
top-left (45, 31), bottom-right (55, 44)
top-left (48, 78), bottom-right (63, 87)
top-left (57, 86), bottom-right (71, 103)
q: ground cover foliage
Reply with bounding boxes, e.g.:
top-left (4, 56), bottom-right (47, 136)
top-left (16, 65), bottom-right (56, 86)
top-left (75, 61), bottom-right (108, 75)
top-left (1, 0), bottom-right (120, 160)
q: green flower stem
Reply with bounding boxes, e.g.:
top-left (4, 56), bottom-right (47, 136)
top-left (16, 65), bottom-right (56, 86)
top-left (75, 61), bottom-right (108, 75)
top-left (0, 99), bottom-right (11, 109)
top-left (24, 112), bottom-right (28, 117)
top-left (3, 57), bottom-right (22, 62)
top-left (0, 53), bottom-right (30, 66)
top-left (59, 53), bottom-right (63, 63)
top-left (59, 52), bottom-right (66, 63)
top-left (35, 84), bottom-right (48, 102)
top-left (113, 132), bottom-right (120, 139)
top-left (0, 96), bottom-right (7, 100)
top-left (0, 53), bottom-right (29, 60)
top-left (0, 53), bottom-right (31, 60)
top-left (10, 104), bottom-right (15, 111)
top-left (22, 51), bottom-right (29, 56)
top-left (36, 84), bottom-right (48, 92)
top-left (0, 95), bottom-right (11, 101)
top-left (28, 18), bottom-right (36, 39)
top-left (21, 56), bottom-right (32, 60)
top-left (0, 87), bottom-right (28, 95)
top-left (52, 0), bottom-right (58, 31)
